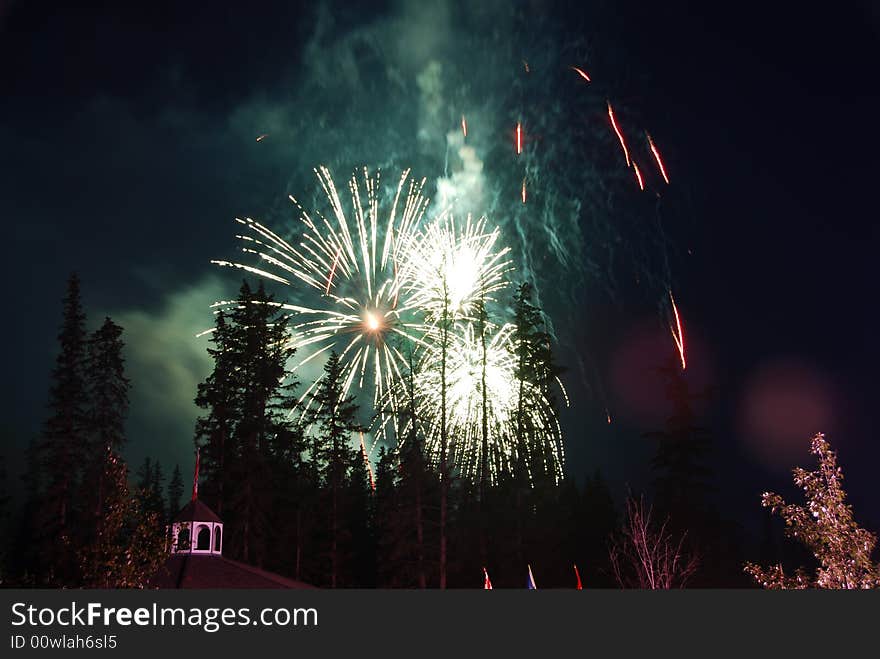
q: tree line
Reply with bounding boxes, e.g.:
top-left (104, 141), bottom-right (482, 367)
top-left (1, 274), bottom-right (876, 588)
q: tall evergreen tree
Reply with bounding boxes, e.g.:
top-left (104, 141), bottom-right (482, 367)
top-left (644, 360), bottom-right (714, 538)
top-left (166, 464), bottom-right (184, 518)
top-left (194, 310), bottom-right (237, 516)
top-left (194, 281), bottom-right (300, 568)
top-left (308, 351), bottom-right (363, 587)
top-left (82, 317), bottom-right (130, 550)
top-left (39, 273), bottom-right (89, 585)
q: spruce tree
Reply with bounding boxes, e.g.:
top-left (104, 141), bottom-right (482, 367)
top-left (308, 351), bottom-right (363, 587)
top-left (644, 360), bottom-right (714, 542)
top-left (167, 465), bottom-right (184, 518)
top-left (82, 317), bottom-right (130, 551)
top-left (194, 280), bottom-right (300, 567)
top-left (194, 309), bottom-right (237, 516)
top-left (39, 273), bottom-right (89, 585)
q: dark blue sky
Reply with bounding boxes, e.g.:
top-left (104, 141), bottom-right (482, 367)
top-left (2, 0), bottom-right (878, 535)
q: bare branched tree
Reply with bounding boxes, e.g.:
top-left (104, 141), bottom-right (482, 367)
top-left (608, 495), bottom-right (699, 589)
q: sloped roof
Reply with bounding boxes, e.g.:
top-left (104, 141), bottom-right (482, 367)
top-left (172, 499), bottom-right (222, 524)
top-left (149, 555), bottom-right (315, 589)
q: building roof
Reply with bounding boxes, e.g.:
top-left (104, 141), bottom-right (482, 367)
top-left (149, 554), bottom-right (315, 589)
top-left (172, 499), bottom-right (222, 524)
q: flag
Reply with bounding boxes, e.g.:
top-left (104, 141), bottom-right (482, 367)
top-left (191, 447), bottom-right (200, 501)
top-left (574, 564), bottom-right (583, 590)
top-left (483, 567), bottom-right (493, 590)
top-left (527, 564), bottom-right (537, 590)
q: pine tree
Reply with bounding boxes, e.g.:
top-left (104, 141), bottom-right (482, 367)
top-left (39, 273), bottom-right (89, 585)
top-left (150, 462), bottom-right (166, 526)
top-left (347, 445), bottom-right (375, 586)
top-left (82, 317), bottom-right (130, 552)
top-left (744, 434), bottom-right (879, 589)
top-left (644, 360), bottom-right (713, 532)
top-left (194, 281), bottom-right (300, 567)
top-left (308, 351), bottom-right (363, 587)
top-left (194, 310), bottom-right (237, 516)
top-left (167, 465), bottom-right (184, 518)
top-left (510, 282), bottom-right (561, 485)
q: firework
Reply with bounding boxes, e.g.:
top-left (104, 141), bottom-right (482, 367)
top-left (461, 115), bottom-right (468, 138)
top-left (516, 121), bottom-right (523, 155)
top-left (521, 177), bottom-right (527, 204)
top-left (632, 159), bottom-right (645, 190)
top-left (396, 212), bottom-right (512, 322)
top-left (212, 166), bottom-right (433, 418)
top-left (669, 290), bottom-right (686, 370)
top-left (406, 322), bottom-right (564, 484)
top-left (646, 132), bottom-right (670, 184)
top-left (607, 101), bottom-right (630, 166)
top-left (570, 65), bottom-right (591, 82)
top-left (256, 134), bottom-right (269, 142)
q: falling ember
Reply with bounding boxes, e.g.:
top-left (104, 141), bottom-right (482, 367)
top-left (646, 132), bottom-right (670, 184)
top-left (521, 177), bottom-right (527, 204)
top-left (360, 433), bottom-right (376, 492)
top-left (570, 66), bottom-right (591, 82)
top-left (606, 101), bottom-right (630, 166)
top-left (256, 134), bottom-right (269, 142)
top-left (669, 291), bottom-right (686, 371)
top-left (324, 247), bottom-right (342, 295)
top-left (461, 115), bottom-right (468, 138)
top-left (523, 59), bottom-right (530, 73)
top-left (516, 122), bottom-right (522, 155)
top-left (606, 408), bottom-right (612, 425)
top-left (632, 160), bottom-right (645, 190)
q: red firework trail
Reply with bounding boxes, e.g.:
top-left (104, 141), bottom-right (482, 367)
top-left (647, 132), bottom-right (670, 184)
top-left (461, 115), bottom-right (467, 138)
top-left (570, 65), bottom-right (591, 82)
top-left (516, 121), bottom-right (522, 155)
top-left (606, 101), bottom-right (630, 166)
top-left (325, 247), bottom-right (342, 295)
top-left (521, 177), bottom-right (527, 203)
top-left (669, 291), bottom-right (686, 370)
top-left (632, 160), bottom-right (645, 190)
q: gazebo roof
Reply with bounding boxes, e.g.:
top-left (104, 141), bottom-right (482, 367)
top-left (172, 499), bottom-right (222, 524)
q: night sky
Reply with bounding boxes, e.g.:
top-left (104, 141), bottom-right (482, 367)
top-left (2, 0), bottom-right (879, 541)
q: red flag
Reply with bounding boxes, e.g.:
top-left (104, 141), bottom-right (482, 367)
top-left (574, 564), bottom-right (583, 590)
top-left (483, 567), bottom-right (493, 590)
top-left (192, 447), bottom-right (200, 501)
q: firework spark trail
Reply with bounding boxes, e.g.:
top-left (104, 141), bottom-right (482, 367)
top-left (396, 213), bottom-right (513, 321)
top-left (461, 115), bottom-right (467, 138)
top-left (632, 160), bottom-right (645, 190)
top-left (516, 121), bottom-right (522, 155)
top-left (398, 322), bottom-right (564, 485)
top-left (212, 166), bottom-right (433, 425)
top-left (324, 247), bottom-right (342, 294)
top-left (570, 65), bottom-right (591, 82)
top-left (669, 290), bottom-right (686, 370)
top-left (646, 132), bottom-right (670, 184)
top-left (607, 101), bottom-right (630, 166)
top-left (256, 134), bottom-right (269, 142)
top-left (521, 177), bottom-right (527, 204)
